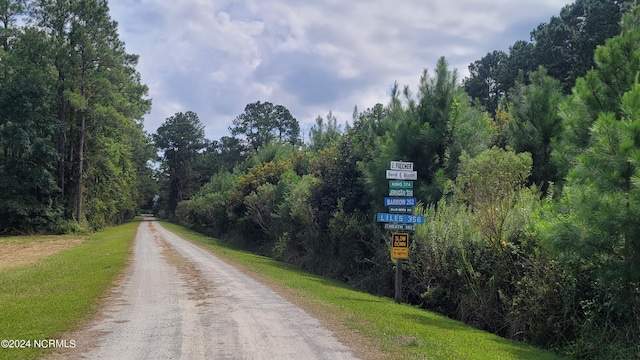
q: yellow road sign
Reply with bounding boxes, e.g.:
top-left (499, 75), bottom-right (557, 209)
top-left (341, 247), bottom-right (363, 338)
top-left (391, 232), bottom-right (409, 259)
top-left (392, 247), bottom-right (409, 259)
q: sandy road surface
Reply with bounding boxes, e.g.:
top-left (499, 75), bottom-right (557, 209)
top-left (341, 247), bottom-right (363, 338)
top-left (51, 219), bottom-right (357, 360)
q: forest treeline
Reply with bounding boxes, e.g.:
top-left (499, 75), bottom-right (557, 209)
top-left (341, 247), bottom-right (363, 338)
top-left (2, 0), bottom-right (639, 358)
top-left (0, 0), bottom-right (153, 232)
top-left (164, 2), bottom-right (640, 358)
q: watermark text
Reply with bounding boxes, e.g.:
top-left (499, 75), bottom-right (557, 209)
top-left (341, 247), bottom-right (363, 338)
top-left (1, 339), bottom-right (76, 349)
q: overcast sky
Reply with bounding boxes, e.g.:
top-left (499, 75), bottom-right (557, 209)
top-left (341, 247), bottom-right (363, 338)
top-left (108, 0), bottom-right (574, 141)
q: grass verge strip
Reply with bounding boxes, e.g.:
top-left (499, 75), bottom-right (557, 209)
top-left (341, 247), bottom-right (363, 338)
top-left (0, 220), bottom-right (139, 360)
top-left (161, 221), bottom-right (565, 360)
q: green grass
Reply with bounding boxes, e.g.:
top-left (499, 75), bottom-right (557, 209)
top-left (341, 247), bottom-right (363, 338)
top-left (0, 234), bottom-right (80, 246)
top-left (161, 221), bottom-right (566, 360)
top-left (0, 220), bottom-right (139, 360)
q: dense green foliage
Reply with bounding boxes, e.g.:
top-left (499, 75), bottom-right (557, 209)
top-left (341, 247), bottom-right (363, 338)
top-left (3, 0), bottom-right (635, 357)
top-left (153, 111), bottom-right (207, 217)
top-left (168, 3), bottom-right (640, 358)
top-left (0, 0), bottom-right (152, 232)
top-left (464, 0), bottom-right (634, 114)
top-left (230, 100), bottom-right (301, 151)
top-left (163, 221), bottom-right (564, 360)
top-left (508, 67), bottom-right (564, 192)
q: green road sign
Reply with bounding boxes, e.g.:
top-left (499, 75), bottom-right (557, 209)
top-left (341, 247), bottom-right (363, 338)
top-left (388, 180), bottom-right (413, 189)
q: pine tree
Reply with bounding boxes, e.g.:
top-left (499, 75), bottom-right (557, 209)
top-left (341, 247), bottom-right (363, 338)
top-left (509, 66), bottom-right (563, 192)
top-left (552, 82), bottom-right (640, 355)
top-left (557, 6), bottom-right (640, 172)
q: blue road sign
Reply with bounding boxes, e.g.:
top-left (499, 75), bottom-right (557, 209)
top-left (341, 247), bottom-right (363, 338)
top-left (384, 197), bottom-right (417, 207)
top-left (376, 213), bottom-right (425, 224)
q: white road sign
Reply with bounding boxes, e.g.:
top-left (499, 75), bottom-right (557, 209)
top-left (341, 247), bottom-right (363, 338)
top-left (385, 170), bottom-right (418, 180)
top-left (390, 161), bottom-right (414, 171)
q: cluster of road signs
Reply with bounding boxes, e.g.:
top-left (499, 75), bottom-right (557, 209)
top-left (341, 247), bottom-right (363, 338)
top-left (376, 161), bottom-right (425, 259)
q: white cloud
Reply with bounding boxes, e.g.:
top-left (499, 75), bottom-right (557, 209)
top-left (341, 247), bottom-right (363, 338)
top-left (109, 0), bottom-right (574, 140)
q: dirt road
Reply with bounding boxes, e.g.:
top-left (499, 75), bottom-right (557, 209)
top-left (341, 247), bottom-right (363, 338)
top-left (52, 219), bottom-right (357, 359)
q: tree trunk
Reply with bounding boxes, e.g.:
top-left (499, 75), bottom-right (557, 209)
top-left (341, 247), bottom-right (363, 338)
top-left (1, 17), bottom-right (8, 164)
top-left (76, 112), bottom-right (85, 221)
top-left (57, 72), bottom-right (66, 215)
top-left (76, 64), bottom-right (86, 222)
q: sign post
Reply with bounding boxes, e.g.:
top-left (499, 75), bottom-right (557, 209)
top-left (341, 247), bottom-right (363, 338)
top-left (377, 160), bottom-right (417, 303)
top-left (392, 232), bottom-right (409, 303)
top-left (395, 258), bottom-right (402, 303)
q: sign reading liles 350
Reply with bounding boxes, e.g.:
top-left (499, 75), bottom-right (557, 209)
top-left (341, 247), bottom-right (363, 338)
top-left (376, 213), bottom-right (425, 224)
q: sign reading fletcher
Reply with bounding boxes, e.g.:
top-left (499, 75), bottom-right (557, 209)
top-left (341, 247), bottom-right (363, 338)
top-left (390, 161), bottom-right (414, 171)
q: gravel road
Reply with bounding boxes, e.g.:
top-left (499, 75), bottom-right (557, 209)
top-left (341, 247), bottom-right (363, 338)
top-left (51, 219), bottom-right (358, 359)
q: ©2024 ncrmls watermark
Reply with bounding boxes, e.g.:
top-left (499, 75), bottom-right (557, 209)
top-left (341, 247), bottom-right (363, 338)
top-left (1, 339), bottom-right (76, 349)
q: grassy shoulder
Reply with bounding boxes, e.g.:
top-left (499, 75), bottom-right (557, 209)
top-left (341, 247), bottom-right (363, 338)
top-left (0, 220), bottom-right (139, 360)
top-left (0, 235), bottom-right (85, 272)
top-left (161, 221), bottom-right (566, 360)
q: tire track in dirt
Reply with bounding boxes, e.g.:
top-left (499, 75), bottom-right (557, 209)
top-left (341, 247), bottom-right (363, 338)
top-left (47, 219), bottom-right (357, 359)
